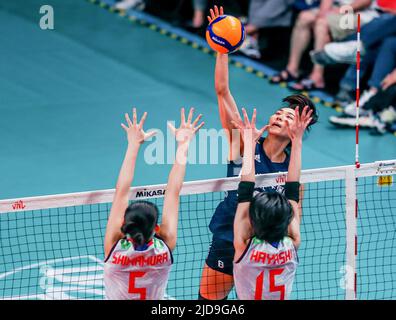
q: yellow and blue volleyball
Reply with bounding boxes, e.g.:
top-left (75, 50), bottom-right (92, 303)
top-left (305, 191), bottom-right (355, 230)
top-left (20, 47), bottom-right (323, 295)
top-left (206, 15), bottom-right (245, 54)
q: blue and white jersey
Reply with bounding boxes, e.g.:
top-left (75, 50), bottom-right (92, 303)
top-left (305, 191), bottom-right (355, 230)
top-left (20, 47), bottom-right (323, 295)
top-left (209, 137), bottom-right (290, 242)
top-left (104, 236), bottom-right (173, 300)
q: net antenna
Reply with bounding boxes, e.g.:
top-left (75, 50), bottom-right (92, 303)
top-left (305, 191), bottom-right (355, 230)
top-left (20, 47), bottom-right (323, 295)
top-left (351, 13), bottom-right (362, 300)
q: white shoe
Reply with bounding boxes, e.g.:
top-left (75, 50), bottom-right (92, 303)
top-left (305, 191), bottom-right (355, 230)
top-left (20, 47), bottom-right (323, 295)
top-left (114, 0), bottom-right (145, 10)
top-left (379, 106), bottom-right (396, 123)
top-left (239, 35), bottom-right (261, 59)
top-left (343, 90), bottom-right (375, 116)
top-left (323, 41), bottom-right (364, 65)
top-left (329, 111), bottom-right (376, 128)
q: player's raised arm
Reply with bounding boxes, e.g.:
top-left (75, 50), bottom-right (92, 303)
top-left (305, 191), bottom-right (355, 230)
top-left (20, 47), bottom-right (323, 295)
top-left (104, 109), bottom-right (156, 258)
top-left (208, 5), bottom-right (243, 160)
top-left (231, 109), bottom-right (268, 258)
top-left (158, 108), bottom-right (204, 251)
top-left (284, 106), bottom-right (313, 249)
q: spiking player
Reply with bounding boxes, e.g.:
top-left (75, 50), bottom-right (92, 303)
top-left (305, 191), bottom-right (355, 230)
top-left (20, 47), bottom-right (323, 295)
top-left (232, 106), bottom-right (312, 300)
top-left (199, 5), bottom-right (318, 300)
top-left (104, 107), bottom-right (204, 300)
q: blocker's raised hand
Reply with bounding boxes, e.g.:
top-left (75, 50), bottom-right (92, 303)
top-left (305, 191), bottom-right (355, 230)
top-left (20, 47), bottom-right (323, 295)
top-left (231, 108), bottom-right (268, 145)
top-left (285, 106), bottom-right (313, 142)
top-left (168, 107), bottom-right (204, 145)
top-left (121, 108), bottom-right (156, 145)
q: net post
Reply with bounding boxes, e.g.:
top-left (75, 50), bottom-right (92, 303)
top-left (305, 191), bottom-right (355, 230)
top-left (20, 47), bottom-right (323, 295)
top-left (345, 167), bottom-right (357, 300)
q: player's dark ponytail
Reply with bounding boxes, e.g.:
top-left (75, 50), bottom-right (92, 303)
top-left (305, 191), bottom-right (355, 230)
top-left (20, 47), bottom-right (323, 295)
top-left (121, 201), bottom-right (159, 246)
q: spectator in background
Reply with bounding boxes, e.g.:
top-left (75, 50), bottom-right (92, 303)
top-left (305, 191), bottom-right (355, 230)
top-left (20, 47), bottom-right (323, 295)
top-left (329, 67), bottom-right (396, 134)
top-left (192, 0), bottom-right (208, 28)
top-left (270, 0), bottom-right (378, 91)
top-left (312, 14), bottom-right (396, 107)
top-left (294, 0), bottom-right (322, 13)
top-left (328, 35), bottom-right (396, 132)
top-left (239, 0), bottom-right (295, 59)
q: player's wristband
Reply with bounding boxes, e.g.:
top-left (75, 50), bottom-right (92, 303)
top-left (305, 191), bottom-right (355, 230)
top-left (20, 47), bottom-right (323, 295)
top-left (237, 181), bottom-right (255, 203)
top-left (285, 182), bottom-right (300, 203)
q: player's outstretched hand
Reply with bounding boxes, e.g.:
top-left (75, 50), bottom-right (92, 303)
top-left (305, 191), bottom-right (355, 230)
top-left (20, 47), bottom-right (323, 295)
top-left (285, 106), bottom-right (313, 142)
top-left (121, 108), bottom-right (156, 146)
top-left (168, 107), bottom-right (204, 146)
top-left (231, 108), bottom-right (268, 146)
top-left (207, 5), bottom-right (224, 24)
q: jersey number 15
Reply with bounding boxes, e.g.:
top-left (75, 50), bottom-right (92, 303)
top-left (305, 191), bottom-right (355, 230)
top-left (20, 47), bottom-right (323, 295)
top-left (255, 268), bottom-right (285, 300)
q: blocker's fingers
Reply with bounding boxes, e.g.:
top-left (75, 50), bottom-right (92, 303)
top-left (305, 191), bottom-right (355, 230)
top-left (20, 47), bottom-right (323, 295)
top-left (138, 112), bottom-right (147, 129)
top-left (133, 108), bottom-right (137, 124)
top-left (251, 109), bottom-right (257, 127)
top-left (304, 117), bottom-right (313, 128)
top-left (145, 130), bottom-right (157, 140)
top-left (207, 16), bottom-right (212, 23)
top-left (305, 109), bottom-right (313, 122)
top-left (125, 113), bottom-right (133, 127)
top-left (220, 6), bottom-right (224, 15)
top-left (193, 122), bottom-right (205, 133)
top-left (285, 120), bottom-right (293, 137)
top-left (167, 122), bottom-right (176, 134)
top-left (210, 8), bottom-right (215, 19)
top-left (242, 108), bottom-right (249, 126)
top-left (231, 120), bottom-right (243, 130)
top-left (192, 114), bottom-right (202, 127)
top-left (258, 125), bottom-right (269, 137)
top-left (121, 123), bottom-right (128, 132)
top-left (187, 107), bottom-right (194, 124)
top-left (181, 107), bottom-right (186, 125)
top-left (294, 106), bottom-right (300, 123)
top-left (301, 105), bottom-right (309, 118)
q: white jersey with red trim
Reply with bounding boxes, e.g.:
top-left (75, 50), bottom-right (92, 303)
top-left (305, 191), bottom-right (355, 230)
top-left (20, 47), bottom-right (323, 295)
top-left (233, 236), bottom-right (298, 300)
top-left (104, 236), bottom-right (173, 300)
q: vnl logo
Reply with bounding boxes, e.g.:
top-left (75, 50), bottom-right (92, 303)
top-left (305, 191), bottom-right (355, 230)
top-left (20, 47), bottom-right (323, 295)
top-left (12, 200), bottom-right (26, 210)
top-left (39, 5), bottom-right (54, 30)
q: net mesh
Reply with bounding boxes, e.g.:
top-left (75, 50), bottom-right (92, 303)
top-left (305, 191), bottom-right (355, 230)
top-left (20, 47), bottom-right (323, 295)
top-left (0, 163), bottom-right (395, 300)
top-left (357, 175), bottom-right (396, 299)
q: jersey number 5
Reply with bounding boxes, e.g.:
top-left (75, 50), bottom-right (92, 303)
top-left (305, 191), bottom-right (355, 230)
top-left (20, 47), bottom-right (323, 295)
top-left (129, 271), bottom-right (147, 300)
top-left (255, 268), bottom-right (285, 300)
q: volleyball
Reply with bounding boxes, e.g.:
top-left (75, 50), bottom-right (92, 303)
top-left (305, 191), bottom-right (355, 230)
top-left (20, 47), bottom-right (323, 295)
top-left (206, 15), bottom-right (246, 54)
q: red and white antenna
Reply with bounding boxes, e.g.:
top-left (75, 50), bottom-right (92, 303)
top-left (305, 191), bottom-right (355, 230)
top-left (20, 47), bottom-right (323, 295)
top-left (355, 14), bottom-right (361, 169)
top-left (354, 13), bottom-right (361, 300)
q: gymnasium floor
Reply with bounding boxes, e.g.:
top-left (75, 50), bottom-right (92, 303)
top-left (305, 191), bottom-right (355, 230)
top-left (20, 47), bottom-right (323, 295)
top-left (0, 0), bottom-right (394, 300)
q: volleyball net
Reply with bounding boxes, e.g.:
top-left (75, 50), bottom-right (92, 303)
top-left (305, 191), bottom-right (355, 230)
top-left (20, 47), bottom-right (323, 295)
top-left (0, 160), bottom-right (395, 300)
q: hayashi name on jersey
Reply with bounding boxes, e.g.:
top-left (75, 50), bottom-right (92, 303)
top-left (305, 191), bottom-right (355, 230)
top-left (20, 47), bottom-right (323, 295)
top-left (250, 249), bottom-right (293, 266)
top-left (111, 252), bottom-right (169, 267)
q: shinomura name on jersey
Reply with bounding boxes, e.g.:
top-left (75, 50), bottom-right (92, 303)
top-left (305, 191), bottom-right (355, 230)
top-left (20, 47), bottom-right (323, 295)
top-left (111, 251), bottom-right (170, 267)
top-left (104, 236), bottom-right (173, 300)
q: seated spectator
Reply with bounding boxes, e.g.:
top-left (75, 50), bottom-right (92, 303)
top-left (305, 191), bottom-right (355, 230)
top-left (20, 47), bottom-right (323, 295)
top-left (329, 68), bottom-right (396, 134)
top-left (311, 14), bottom-right (396, 106)
top-left (192, 0), bottom-right (207, 29)
top-left (239, 0), bottom-right (296, 59)
top-left (270, 0), bottom-right (378, 92)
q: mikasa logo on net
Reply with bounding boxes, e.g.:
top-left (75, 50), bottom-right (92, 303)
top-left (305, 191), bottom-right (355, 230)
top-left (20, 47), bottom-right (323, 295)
top-left (135, 189), bottom-right (166, 198)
